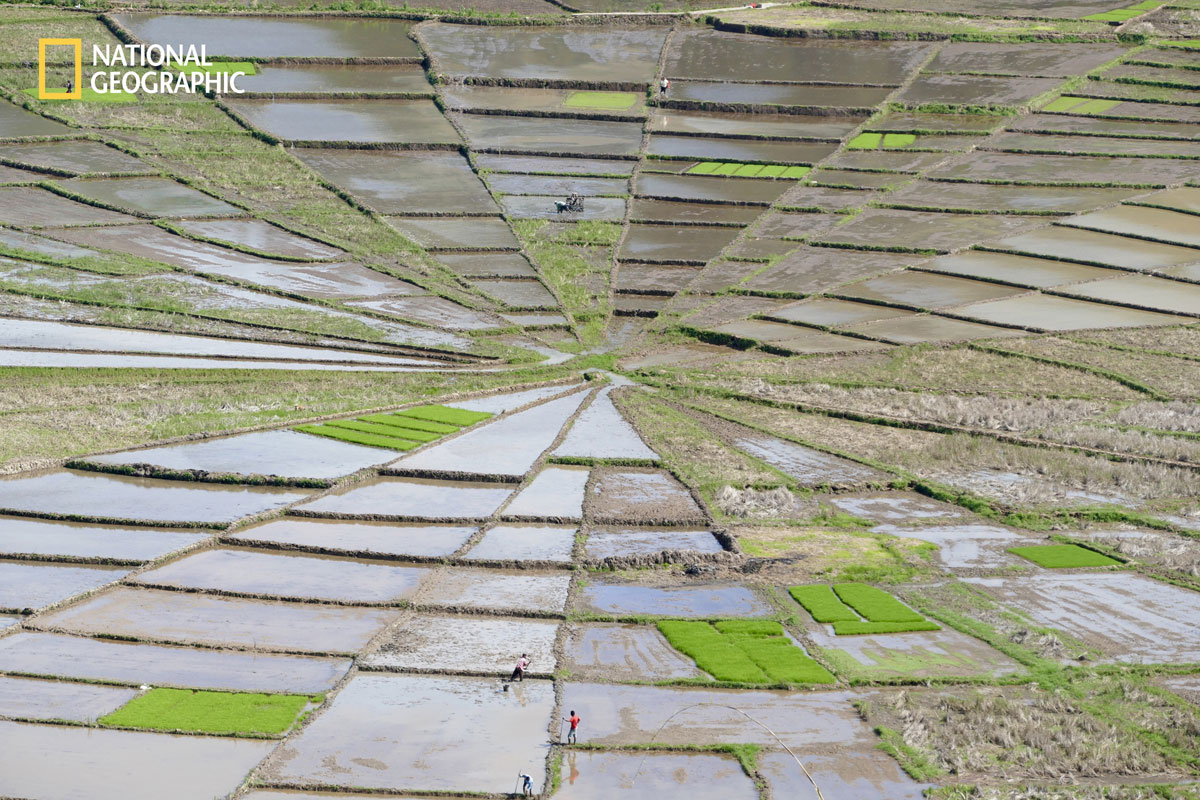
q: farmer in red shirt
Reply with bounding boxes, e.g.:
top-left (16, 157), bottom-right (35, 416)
top-left (567, 709), bottom-right (581, 744)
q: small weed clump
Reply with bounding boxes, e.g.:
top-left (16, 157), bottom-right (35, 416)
top-left (296, 405), bottom-right (491, 451)
top-left (100, 688), bottom-right (316, 736)
top-left (1008, 544), bottom-right (1122, 569)
top-left (791, 583), bottom-right (941, 635)
top-left (657, 619), bottom-right (834, 684)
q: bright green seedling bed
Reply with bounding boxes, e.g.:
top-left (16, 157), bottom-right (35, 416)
top-left (296, 404), bottom-right (492, 451)
top-left (685, 162), bottom-right (810, 180)
top-left (294, 423), bottom-right (421, 451)
top-left (1041, 96), bottom-right (1120, 114)
top-left (1008, 544), bottom-right (1122, 569)
top-left (657, 620), bottom-right (834, 684)
top-left (100, 689), bottom-right (316, 736)
top-left (791, 583), bottom-right (941, 635)
top-left (564, 90), bottom-right (638, 110)
top-left (358, 413), bottom-right (459, 434)
top-left (847, 133), bottom-right (916, 150)
top-left (324, 419), bottom-right (437, 442)
top-left (397, 404), bottom-right (492, 426)
top-left (1084, 0), bottom-right (1160, 21)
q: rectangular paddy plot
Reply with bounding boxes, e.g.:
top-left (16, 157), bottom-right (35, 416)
top-left (55, 177), bottom-right (238, 218)
top-left (759, 749), bottom-right (928, 800)
top-left (637, 173), bottom-right (791, 205)
top-left (986, 132), bottom-right (1200, 160)
top-left (393, 391), bottom-right (588, 480)
top-left (564, 622), bottom-right (707, 681)
top-left (619, 224), bottom-right (741, 264)
top-left (647, 136), bottom-right (835, 165)
top-left (0, 187), bottom-right (134, 227)
top-left (505, 195), bottom-right (627, 220)
top-left (1064, 204), bottom-right (1200, 248)
top-left (667, 30), bottom-right (932, 85)
top-left (924, 250), bottom-right (1117, 287)
top-left (437, 252), bottom-right (537, 278)
top-left (0, 469), bottom-right (307, 525)
top-left (1065, 275), bottom-right (1200, 317)
top-left (587, 468), bottom-right (706, 525)
top-left (0, 675), bottom-right (137, 724)
top-left (722, 424), bottom-right (884, 486)
top-left (830, 492), bottom-right (968, 523)
top-left (837, 270), bottom-right (1026, 309)
top-left (657, 620), bottom-right (834, 684)
top-left (297, 477), bottom-right (513, 521)
top-left (0, 632), bottom-right (350, 693)
top-left (630, 199), bottom-right (762, 224)
top-left (476, 154), bottom-right (637, 177)
top-left (1010, 113), bottom-right (1200, 140)
top-left (0, 102), bottom-right (70, 137)
top-left (965, 572), bottom-right (1200, 663)
top-left (650, 110), bottom-right (865, 140)
top-left (708, 321), bottom-right (884, 354)
top-left (0, 560), bottom-right (126, 613)
top-left (86, 429), bottom-right (391, 481)
top-left (386, 216), bottom-right (518, 249)
top-left (37, 587), bottom-right (399, 654)
top-left (958, 293), bottom-right (1184, 331)
top-left (475, 279), bottom-right (558, 309)
top-left (224, 99), bottom-right (460, 145)
top-left (845, 314), bottom-right (1018, 344)
top-left (807, 623), bottom-right (1022, 680)
top-left (347, 296), bottom-right (501, 331)
top-left (443, 85), bottom-right (645, 116)
top-left (176, 219), bottom-right (343, 261)
top-left (260, 674), bottom-right (553, 794)
top-left (454, 113), bottom-right (644, 157)
top-left (553, 389), bottom-right (658, 461)
top-left (231, 519), bottom-right (475, 560)
top-left (555, 751), bottom-right (758, 800)
top-left (417, 568), bottom-right (571, 615)
top-left (0, 517), bottom-right (206, 563)
top-left (873, 523), bottom-right (1041, 571)
top-left (489, 174), bottom-right (628, 197)
top-left (504, 466), bottom-right (590, 521)
top-left (926, 42), bottom-right (1128, 77)
top-left (237, 64), bottom-right (432, 94)
top-left (929, 152), bottom-right (1199, 186)
top-left (614, 264), bottom-right (701, 294)
top-left (362, 613), bottom-right (559, 675)
top-left (668, 80), bottom-right (892, 108)
top-left (447, 384), bottom-right (579, 414)
top-left (883, 181), bottom-right (1141, 214)
top-left (462, 524), bottom-right (576, 565)
top-left (0, 721), bottom-right (276, 800)
top-left (816, 209), bottom-right (1041, 254)
top-left (131, 547), bottom-right (430, 603)
top-left (421, 24), bottom-right (667, 82)
top-left (741, 246), bottom-right (914, 295)
top-left (993, 226), bottom-right (1200, 271)
top-left (0, 140), bottom-right (152, 175)
top-left (897, 75), bottom-right (1064, 106)
top-left (576, 581), bottom-right (773, 618)
top-left (296, 149), bottom-right (497, 214)
top-left (562, 682), bottom-right (867, 748)
top-left (111, 14), bottom-right (421, 58)
top-left (768, 298), bottom-right (915, 327)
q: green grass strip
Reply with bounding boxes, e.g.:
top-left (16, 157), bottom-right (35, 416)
top-left (733, 164), bottom-right (765, 177)
top-left (658, 621), bottom-right (768, 683)
top-left (295, 424), bottom-right (420, 451)
top-left (757, 164), bottom-right (787, 177)
top-left (324, 419), bottom-right (431, 442)
top-left (882, 133), bottom-right (916, 149)
top-left (833, 583), bottom-right (926, 623)
top-left (712, 162), bottom-right (741, 175)
top-left (832, 620), bottom-right (942, 635)
top-left (22, 86), bottom-right (136, 104)
top-left (788, 585), bottom-right (860, 623)
top-left (357, 413), bottom-right (459, 434)
top-left (1075, 98), bottom-right (1120, 114)
top-left (1008, 544), bottom-right (1122, 568)
top-left (397, 404), bottom-right (491, 426)
top-left (688, 162), bottom-right (722, 175)
top-left (1042, 96), bottom-right (1088, 112)
top-left (847, 133), bottom-right (883, 150)
top-left (563, 90), bottom-right (637, 110)
top-left (100, 689), bottom-right (313, 736)
top-left (781, 166), bottom-right (811, 179)
top-left (169, 60), bottom-right (257, 75)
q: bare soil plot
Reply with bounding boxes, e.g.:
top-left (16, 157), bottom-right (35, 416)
top-left (176, 219), bottom-right (343, 260)
top-left (828, 493), bottom-right (967, 523)
top-left (88, 429), bottom-right (389, 481)
top-left (576, 580), bottom-right (772, 618)
top-left (767, 298), bottom-right (915, 327)
top-left (564, 622), bottom-right (706, 680)
top-left (929, 152), bottom-right (1198, 185)
top-left (923, 250), bottom-right (1118, 287)
top-left (816, 209), bottom-right (1041, 254)
top-left (1066, 274), bottom-right (1200, 316)
top-left (957, 293), bottom-right (1186, 331)
top-left (838, 270), bottom-right (1027, 309)
top-left (362, 613), bottom-right (559, 675)
top-left (226, 99), bottom-right (459, 145)
top-left (965, 572), bottom-right (1200, 663)
top-left (437, 252), bottom-right (537, 278)
top-left (0, 186), bottom-right (134, 227)
top-left (554, 389), bottom-right (658, 462)
top-left (111, 13), bottom-right (420, 58)
top-left (584, 528), bottom-right (723, 560)
top-left (386, 216), bottom-right (517, 249)
top-left (0, 469), bottom-right (307, 525)
top-left (1064, 204), bottom-right (1200, 248)
top-left (668, 81), bottom-right (892, 108)
top-left (554, 751), bottom-right (758, 800)
top-left (259, 673), bottom-right (553, 794)
top-left (667, 30), bottom-right (932, 84)
top-left (0, 675), bottom-right (136, 723)
top-left (926, 42), bottom-right (1127, 77)
top-left (809, 623), bottom-right (1023, 679)
top-left (636, 173), bottom-right (790, 204)
top-left (1010, 113), bottom-right (1200, 139)
top-left (884, 181), bottom-right (1140, 214)
top-left (759, 750), bottom-right (928, 800)
top-left (504, 466), bottom-right (590, 521)
top-left (561, 682), bottom-right (867, 748)
top-left (588, 468), bottom-right (705, 525)
top-left (476, 154), bottom-right (636, 176)
top-left (454, 113), bottom-right (644, 157)
top-left (295, 149), bottom-right (498, 215)
top-left (0, 517), bottom-right (206, 562)
top-left (37, 587), bottom-right (399, 654)
top-left (0, 103), bottom-right (70, 137)
top-left (0, 560), bottom-right (125, 613)
top-left (993, 226), bottom-right (1200, 270)
top-left (297, 477), bottom-right (513, 521)
top-left (462, 524), bottom-right (576, 565)
top-left (394, 391), bottom-right (587, 480)
top-left (57, 177), bottom-right (239, 218)
top-left (422, 24), bottom-right (666, 82)
top-left (846, 314), bottom-right (1021, 343)
top-left (417, 567), bottom-right (571, 615)
top-left (230, 519), bottom-right (474, 559)
top-left (238, 64), bottom-right (432, 94)
top-left (132, 547), bottom-right (430, 603)
top-left (712, 321), bottom-right (886, 354)
top-left (0, 141), bottom-right (151, 175)
top-left (0, 631), bottom-right (350, 693)
top-left (0, 720), bottom-right (275, 800)
top-left (741, 246), bottom-right (914, 295)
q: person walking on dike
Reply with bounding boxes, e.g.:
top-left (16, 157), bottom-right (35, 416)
top-left (519, 772), bottom-right (534, 796)
top-left (510, 653), bottom-right (530, 682)
top-left (660, 77), bottom-right (670, 96)
top-left (567, 709), bottom-right (581, 744)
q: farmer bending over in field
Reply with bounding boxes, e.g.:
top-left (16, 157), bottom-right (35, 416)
top-left (510, 653), bottom-right (530, 682)
top-left (519, 772), bottom-right (534, 796)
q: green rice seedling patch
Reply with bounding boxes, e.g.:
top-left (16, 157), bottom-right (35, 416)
top-left (882, 134), bottom-right (916, 148)
top-left (1008, 543), bottom-right (1122, 568)
top-left (1041, 96), bottom-right (1120, 114)
top-left (22, 86), bottom-right (135, 104)
top-left (294, 424), bottom-right (421, 451)
top-left (789, 585), bottom-right (860, 623)
top-left (100, 688), bottom-right (315, 737)
top-left (781, 166), bottom-right (811, 179)
top-left (848, 133), bottom-right (883, 150)
top-left (831, 619), bottom-right (942, 635)
top-left (684, 162), bottom-right (810, 179)
top-left (563, 91), bottom-right (638, 110)
top-left (733, 164), bottom-right (764, 177)
top-left (658, 620), bottom-right (834, 684)
top-left (396, 404), bottom-right (492, 427)
top-left (712, 162), bottom-right (741, 175)
top-left (326, 419), bottom-right (439, 443)
top-left (169, 61), bottom-right (257, 76)
top-left (834, 583), bottom-right (926, 623)
top-left (757, 164), bottom-right (787, 177)
top-left (358, 413), bottom-right (459, 434)
top-left (689, 161), bottom-right (721, 175)
top-left (1084, 0), bottom-right (1161, 21)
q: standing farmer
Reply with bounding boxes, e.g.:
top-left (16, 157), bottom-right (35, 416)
top-left (567, 709), bottom-right (581, 744)
top-left (659, 77), bottom-right (670, 96)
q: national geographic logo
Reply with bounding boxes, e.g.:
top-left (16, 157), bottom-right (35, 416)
top-left (37, 38), bottom-right (82, 100)
top-left (36, 39), bottom-right (246, 99)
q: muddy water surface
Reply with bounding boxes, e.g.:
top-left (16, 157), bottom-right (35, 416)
top-left (476, 154), bottom-right (637, 176)
top-left (226, 99), bottom-right (460, 144)
top-left (577, 581), bottom-right (771, 617)
top-left (588, 469), bottom-right (705, 524)
top-left (387, 216), bottom-right (516, 248)
top-left (728, 427), bottom-right (882, 486)
top-left (362, 614), bottom-right (559, 674)
top-left (925, 250), bottom-right (1119, 287)
top-left (620, 224), bottom-right (739, 263)
top-left (872, 523), bottom-right (1033, 571)
top-left (769, 298), bottom-right (914, 327)
top-left (637, 173), bottom-right (789, 204)
top-left (231, 519), bottom-right (475, 559)
top-left (463, 524), bottom-right (576, 564)
top-left (565, 623), bottom-right (705, 681)
top-left (0, 187), bottom-right (134, 227)
top-left (819, 209), bottom-right (1040, 253)
top-left (847, 314), bottom-right (1019, 343)
top-left (630, 198), bottom-right (762, 224)
top-left (839, 270), bottom-right (1025, 308)
top-left (448, 385), bottom-right (575, 414)
top-left (177, 219), bottom-right (343, 260)
top-left (475, 279), bottom-right (558, 309)
top-left (298, 477), bottom-right (514, 520)
top-left (1066, 204), bottom-right (1200, 248)
top-left (298, 149), bottom-right (497, 214)
top-left (438, 252), bottom-right (537, 278)
top-left (0, 516), bottom-right (206, 562)
top-left (503, 195), bottom-right (625, 221)
top-left (898, 74), bottom-right (1062, 105)
top-left (669, 81), bottom-right (891, 107)
top-left (0, 103), bottom-right (70, 137)
top-left (615, 264), bottom-right (701, 294)
top-left (828, 492), bottom-right (966, 522)
top-left (647, 135), bottom-right (835, 165)
top-left (419, 567), bottom-right (571, 614)
top-left (443, 85), bottom-right (645, 116)
top-left (239, 64), bottom-right (431, 94)
top-left (348, 296), bottom-right (500, 330)
top-left (58, 177), bottom-right (239, 218)
top-left (455, 113), bottom-right (644, 156)
top-left (556, 751), bottom-right (757, 799)
top-left (584, 528), bottom-right (722, 560)
top-left (759, 750), bottom-right (928, 800)
top-left (887, 181), bottom-right (1139, 214)
top-left (554, 389), bottom-right (658, 461)
top-left (504, 466), bottom-right (590, 521)
top-left (0, 676), bottom-right (137, 723)
top-left (0, 561), bottom-right (125, 613)
top-left (958, 293), bottom-right (1185, 331)
top-left (1067, 274), bottom-right (1200, 316)
top-left (931, 152), bottom-right (1198, 185)
top-left (0, 140), bottom-right (151, 175)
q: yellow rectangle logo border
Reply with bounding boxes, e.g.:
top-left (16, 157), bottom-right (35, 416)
top-left (38, 38), bottom-right (82, 100)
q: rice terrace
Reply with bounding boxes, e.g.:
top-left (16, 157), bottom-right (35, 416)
top-left (1, 0), bottom-right (1200, 795)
